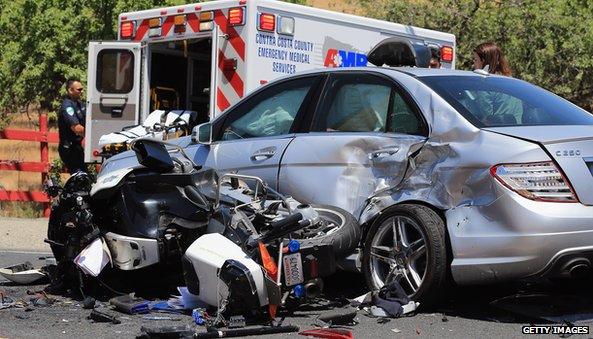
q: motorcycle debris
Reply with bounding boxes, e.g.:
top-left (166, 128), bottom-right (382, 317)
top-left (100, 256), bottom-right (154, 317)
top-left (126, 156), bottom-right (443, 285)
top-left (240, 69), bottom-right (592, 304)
top-left (316, 307), bottom-right (358, 326)
top-left (88, 309), bottom-right (122, 324)
top-left (299, 328), bottom-right (354, 339)
top-left (82, 296), bottom-right (96, 309)
top-left (195, 325), bottom-right (300, 338)
top-left (0, 262), bottom-right (47, 284)
top-left (139, 325), bottom-right (193, 338)
top-left (142, 315), bottom-right (180, 321)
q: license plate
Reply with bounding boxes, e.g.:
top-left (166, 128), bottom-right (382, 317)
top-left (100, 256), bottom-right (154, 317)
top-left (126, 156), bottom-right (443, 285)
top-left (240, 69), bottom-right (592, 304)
top-left (283, 252), bottom-right (304, 287)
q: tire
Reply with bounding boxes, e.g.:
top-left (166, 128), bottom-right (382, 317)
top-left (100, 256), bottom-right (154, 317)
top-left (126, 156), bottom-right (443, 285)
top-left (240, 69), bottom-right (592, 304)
top-left (362, 204), bottom-right (447, 306)
top-left (295, 204), bottom-right (361, 258)
top-left (47, 204), bottom-right (67, 262)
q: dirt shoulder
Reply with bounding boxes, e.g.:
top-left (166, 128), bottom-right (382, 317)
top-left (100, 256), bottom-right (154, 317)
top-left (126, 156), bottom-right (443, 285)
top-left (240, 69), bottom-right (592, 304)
top-left (0, 217), bottom-right (50, 252)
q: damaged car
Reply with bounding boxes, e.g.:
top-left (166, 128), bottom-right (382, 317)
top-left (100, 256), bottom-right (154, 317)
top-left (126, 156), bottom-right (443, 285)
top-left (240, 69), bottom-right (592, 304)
top-left (93, 64), bottom-right (593, 305)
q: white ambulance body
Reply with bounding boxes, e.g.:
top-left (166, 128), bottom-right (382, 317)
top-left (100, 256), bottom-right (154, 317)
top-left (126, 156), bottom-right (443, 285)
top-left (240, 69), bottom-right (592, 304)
top-left (85, 0), bottom-right (456, 162)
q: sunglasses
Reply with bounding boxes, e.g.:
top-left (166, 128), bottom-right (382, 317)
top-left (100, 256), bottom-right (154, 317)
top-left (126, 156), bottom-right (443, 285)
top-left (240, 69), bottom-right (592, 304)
top-left (74, 88), bottom-right (84, 92)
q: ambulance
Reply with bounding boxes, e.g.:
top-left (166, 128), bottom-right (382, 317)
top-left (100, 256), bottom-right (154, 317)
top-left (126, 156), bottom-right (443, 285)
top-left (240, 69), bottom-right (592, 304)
top-left (84, 0), bottom-right (456, 162)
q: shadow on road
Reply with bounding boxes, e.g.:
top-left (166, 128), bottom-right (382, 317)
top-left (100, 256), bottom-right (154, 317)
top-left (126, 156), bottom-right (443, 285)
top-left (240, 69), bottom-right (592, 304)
top-left (323, 271), bottom-right (593, 325)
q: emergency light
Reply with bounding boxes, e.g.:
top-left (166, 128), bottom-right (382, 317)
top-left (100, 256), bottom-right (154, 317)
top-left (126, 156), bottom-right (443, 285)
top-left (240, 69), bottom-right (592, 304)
top-left (277, 16), bottom-right (295, 36)
top-left (199, 11), bottom-right (214, 22)
top-left (258, 13), bottom-right (275, 32)
top-left (149, 17), bottom-right (162, 37)
top-left (199, 11), bottom-right (214, 31)
top-left (228, 7), bottom-right (245, 26)
top-left (120, 21), bottom-right (135, 39)
top-left (441, 46), bottom-right (454, 63)
top-left (174, 15), bottom-right (186, 33)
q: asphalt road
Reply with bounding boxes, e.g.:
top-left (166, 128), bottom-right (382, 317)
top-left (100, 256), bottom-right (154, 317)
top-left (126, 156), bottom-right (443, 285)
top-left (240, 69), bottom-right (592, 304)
top-left (2, 251), bottom-right (593, 338)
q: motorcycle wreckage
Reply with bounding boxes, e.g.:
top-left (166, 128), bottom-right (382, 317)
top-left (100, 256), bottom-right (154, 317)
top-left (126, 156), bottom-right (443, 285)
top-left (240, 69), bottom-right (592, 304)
top-left (46, 138), bottom-right (360, 318)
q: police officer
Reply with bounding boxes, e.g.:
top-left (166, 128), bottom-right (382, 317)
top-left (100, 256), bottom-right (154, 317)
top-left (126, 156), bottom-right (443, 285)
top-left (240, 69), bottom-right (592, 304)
top-left (58, 79), bottom-right (86, 174)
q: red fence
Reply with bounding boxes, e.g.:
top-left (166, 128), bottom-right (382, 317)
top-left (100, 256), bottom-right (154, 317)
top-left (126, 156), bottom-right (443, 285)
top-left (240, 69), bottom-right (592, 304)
top-left (0, 114), bottom-right (59, 217)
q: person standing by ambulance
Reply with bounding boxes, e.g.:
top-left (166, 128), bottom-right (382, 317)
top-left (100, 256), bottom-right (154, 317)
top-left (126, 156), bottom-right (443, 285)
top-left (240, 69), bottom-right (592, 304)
top-left (58, 79), bottom-right (87, 174)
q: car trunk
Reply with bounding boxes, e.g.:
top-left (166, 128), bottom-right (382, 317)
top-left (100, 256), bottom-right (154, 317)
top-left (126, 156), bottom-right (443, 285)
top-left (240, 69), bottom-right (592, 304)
top-left (485, 125), bottom-right (593, 205)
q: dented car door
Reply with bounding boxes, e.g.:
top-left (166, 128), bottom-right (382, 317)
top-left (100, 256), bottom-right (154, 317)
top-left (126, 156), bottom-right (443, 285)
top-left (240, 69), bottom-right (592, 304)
top-left (278, 72), bottom-right (428, 217)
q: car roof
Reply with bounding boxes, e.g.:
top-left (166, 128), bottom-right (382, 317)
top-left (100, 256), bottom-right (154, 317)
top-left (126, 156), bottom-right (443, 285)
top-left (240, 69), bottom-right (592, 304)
top-left (283, 66), bottom-right (502, 79)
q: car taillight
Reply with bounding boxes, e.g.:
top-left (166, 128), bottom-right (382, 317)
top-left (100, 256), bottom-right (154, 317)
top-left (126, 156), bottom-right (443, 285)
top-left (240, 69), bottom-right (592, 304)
top-left (490, 162), bottom-right (578, 202)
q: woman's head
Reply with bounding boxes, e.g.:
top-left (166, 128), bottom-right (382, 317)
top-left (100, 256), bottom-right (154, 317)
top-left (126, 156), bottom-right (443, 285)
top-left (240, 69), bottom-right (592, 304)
top-left (473, 42), bottom-right (511, 76)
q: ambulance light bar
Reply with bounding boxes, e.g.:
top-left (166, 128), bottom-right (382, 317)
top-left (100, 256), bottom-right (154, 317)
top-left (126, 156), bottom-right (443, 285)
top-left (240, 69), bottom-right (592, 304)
top-left (199, 11), bottom-right (214, 22)
top-left (199, 21), bottom-right (214, 31)
top-left (228, 7), bottom-right (245, 26)
top-left (149, 18), bottom-right (162, 28)
top-left (174, 14), bottom-right (186, 34)
top-left (149, 17), bottom-right (162, 37)
top-left (258, 13), bottom-right (275, 32)
top-left (174, 15), bottom-right (186, 26)
top-left (199, 10), bottom-right (214, 31)
top-left (120, 21), bottom-right (135, 39)
top-left (277, 16), bottom-right (294, 36)
top-left (441, 46), bottom-right (454, 62)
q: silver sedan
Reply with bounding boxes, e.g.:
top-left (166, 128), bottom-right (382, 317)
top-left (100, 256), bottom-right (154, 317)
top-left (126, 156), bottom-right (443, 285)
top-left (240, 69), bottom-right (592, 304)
top-left (101, 67), bottom-right (593, 304)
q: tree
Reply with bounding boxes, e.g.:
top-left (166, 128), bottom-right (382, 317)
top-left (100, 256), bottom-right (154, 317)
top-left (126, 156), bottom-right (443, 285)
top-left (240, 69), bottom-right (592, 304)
top-left (356, 0), bottom-right (593, 111)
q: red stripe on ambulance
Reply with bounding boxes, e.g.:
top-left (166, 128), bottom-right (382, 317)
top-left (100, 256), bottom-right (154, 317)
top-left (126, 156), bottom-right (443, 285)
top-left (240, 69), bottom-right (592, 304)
top-left (216, 87), bottom-right (231, 111)
top-left (187, 13), bottom-right (200, 33)
top-left (161, 15), bottom-right (176, 36)
top-left (134, 19), bottom-right (149, 42)
top-left (214, 10), bottom-right (246, 61)
top-left (218, 50), bottom-right (244, 97)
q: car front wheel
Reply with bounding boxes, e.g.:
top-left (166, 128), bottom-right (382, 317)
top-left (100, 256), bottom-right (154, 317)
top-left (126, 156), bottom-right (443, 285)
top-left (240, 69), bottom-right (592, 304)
top-left (362, 204), bottom-right (447, 306)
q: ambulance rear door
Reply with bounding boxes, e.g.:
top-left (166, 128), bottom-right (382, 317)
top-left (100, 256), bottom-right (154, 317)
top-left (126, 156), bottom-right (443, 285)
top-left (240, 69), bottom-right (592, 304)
top-left (85, 41), bottom-right (141, 162)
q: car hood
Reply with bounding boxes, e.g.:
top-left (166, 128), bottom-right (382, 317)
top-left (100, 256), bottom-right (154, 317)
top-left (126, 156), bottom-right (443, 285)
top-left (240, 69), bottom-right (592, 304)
top-left (486, 125), bottom-right (593, 205)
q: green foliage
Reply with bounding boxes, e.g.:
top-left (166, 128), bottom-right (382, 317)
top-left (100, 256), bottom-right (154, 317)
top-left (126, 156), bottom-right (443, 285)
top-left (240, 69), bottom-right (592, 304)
top-left (356, 0), bottom-right (593, 110)
top-left (0, 0), bottom-right (188, 127)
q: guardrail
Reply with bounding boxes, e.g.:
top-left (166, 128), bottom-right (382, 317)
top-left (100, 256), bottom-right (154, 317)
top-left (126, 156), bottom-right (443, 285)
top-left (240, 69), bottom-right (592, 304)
top-left (0, 113), bottom-right (59, 217)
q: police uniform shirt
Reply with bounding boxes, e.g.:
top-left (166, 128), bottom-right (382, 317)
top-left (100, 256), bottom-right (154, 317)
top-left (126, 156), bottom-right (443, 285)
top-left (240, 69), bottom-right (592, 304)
top-left (58, 98), bottom-right (86, 145)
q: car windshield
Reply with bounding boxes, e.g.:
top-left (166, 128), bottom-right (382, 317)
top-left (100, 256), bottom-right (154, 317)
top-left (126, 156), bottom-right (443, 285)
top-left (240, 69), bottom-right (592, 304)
top-left (419, 75), bottom-right (593, 127)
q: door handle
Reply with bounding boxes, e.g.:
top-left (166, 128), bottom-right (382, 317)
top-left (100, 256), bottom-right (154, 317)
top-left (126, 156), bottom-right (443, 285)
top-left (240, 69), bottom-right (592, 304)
top-left (251, 146), bottom-right (276, 161)
top-left (369, 146), bottom-right (400, 160)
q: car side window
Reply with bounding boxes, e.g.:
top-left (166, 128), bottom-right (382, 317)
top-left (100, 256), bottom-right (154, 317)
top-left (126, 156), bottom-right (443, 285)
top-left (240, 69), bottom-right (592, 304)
top-left (313, 74), bottom-right (390, 132)
top-left (313, 73), bottom-right (424, 135)
top-left (389, 92), bottom-right (423, 135)
top-left (219, 77), bottom-right (316, 141)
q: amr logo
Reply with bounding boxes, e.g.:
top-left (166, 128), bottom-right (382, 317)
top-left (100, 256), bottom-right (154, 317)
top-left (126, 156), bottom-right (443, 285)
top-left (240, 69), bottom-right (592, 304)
top-left (324, 48), bottom-right (368, 68)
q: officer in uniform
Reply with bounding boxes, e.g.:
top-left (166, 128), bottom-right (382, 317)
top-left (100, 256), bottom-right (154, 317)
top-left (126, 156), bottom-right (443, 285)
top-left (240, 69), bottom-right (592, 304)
top-left (58, 79), bottom-right (86, 174)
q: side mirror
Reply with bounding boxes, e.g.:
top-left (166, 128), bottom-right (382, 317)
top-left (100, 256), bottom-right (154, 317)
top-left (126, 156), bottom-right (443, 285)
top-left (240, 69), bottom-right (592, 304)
top-left (131, 139), bottom-right (175, 172)
top-left (192, 122), bottom-right (212, 145)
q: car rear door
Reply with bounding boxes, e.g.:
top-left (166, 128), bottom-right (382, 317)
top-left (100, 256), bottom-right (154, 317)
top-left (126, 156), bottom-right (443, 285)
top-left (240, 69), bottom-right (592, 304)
top-left (278, 71), bottom-right (428, 217)
top-left (85, 41), bottom-right (141, 162)
top-left (201, 75), bottom-right (323, 189)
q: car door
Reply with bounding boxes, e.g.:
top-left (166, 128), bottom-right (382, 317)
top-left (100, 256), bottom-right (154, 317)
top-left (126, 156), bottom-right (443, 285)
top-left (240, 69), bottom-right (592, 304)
top-left (279, 71), bottom-right (429, 217)
top-left (200, 75), bottom-right (322, 188)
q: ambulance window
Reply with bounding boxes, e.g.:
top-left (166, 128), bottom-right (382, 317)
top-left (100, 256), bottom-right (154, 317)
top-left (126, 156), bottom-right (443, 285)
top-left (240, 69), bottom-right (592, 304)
top-left (219, 77), bottom-right (316, 141)
top-left (96, 49), bottom-right (134, 93)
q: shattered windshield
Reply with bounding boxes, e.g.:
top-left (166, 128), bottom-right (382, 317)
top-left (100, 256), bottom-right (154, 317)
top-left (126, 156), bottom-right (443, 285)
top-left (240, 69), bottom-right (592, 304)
top-left (420, 75), bottom-right (593, 127)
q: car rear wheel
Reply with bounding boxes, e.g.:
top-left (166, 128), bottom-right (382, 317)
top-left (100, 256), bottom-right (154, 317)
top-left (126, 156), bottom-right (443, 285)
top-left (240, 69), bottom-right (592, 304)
top-left (362, 204), bottom-right (447, 306)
